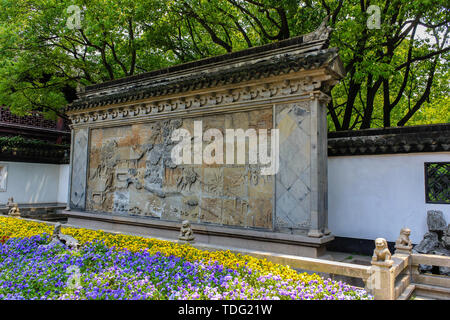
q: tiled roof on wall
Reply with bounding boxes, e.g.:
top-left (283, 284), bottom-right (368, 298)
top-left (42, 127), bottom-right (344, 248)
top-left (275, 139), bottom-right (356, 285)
top-left (328, 124), bottom-right (450, 156)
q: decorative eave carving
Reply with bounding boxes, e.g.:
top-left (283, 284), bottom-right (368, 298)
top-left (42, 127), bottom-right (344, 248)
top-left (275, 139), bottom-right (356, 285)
top-left (67, 74), bottom-right (336, 126)
top-left (303, 16), bottom-right (333, 43)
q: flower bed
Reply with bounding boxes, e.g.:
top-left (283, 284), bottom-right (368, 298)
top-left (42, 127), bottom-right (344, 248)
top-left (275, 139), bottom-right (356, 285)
top-left (0, 217), bottom-right (372, 300)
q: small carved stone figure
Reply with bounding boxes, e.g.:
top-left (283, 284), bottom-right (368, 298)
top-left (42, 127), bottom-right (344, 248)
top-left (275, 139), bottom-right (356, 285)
top-left (6, 197), bottom-right (14, 208)
top-left (395, 228), bottom-right (413, 253)
top-left (8, 203), bottom-right (20, 217)
top-left (46, 223), bottom-right (80, 251)
top-left (179, 220), bottom-right (195, 242)
top-left (372, 238), bottom-right (394, 267)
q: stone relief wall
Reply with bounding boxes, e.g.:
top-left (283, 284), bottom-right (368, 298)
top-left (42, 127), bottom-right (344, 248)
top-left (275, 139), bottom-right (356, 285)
top-left (86, 108), bottom-right (274, 229)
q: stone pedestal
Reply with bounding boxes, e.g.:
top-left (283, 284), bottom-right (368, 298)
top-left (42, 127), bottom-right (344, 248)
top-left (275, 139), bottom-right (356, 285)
top-left (395, 244), bottom-right (413, 255)
top-left (367, 260), bottom-right (395, 300)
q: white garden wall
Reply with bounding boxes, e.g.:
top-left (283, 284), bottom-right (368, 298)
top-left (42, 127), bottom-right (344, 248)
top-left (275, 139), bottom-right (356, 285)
top-left (328, 152), bottom-right (449, 244)
top-left (57, 164), bottom-right (70, 204)
top-left (0, 161), bottom-right (69, 205)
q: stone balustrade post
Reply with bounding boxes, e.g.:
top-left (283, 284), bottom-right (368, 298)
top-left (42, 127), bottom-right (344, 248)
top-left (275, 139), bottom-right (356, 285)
top-left (367, 237), bottom-right (395, 300)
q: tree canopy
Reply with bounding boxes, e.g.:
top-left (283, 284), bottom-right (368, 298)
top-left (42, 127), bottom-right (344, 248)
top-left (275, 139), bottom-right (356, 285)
top-left (0, 0), bottom-right (448, 130)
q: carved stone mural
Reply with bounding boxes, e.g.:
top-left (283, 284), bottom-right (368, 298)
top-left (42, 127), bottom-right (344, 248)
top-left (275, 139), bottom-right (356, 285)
top-left (86, 109), bottom-right (274, 229)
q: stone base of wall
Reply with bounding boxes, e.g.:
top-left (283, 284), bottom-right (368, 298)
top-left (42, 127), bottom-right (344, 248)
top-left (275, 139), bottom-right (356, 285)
top-left (0, 203), bottom-right (67, 221)
top-left (63, 210), bottom-right (334, 258)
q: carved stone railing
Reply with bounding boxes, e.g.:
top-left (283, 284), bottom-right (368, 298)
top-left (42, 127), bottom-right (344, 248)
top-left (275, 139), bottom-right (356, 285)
top-left (366, 229), bottom-right (450, 300)
top-left (410, 254), bottom-right (450, 289)
top-left (199, 229), bottom-right (449, 300)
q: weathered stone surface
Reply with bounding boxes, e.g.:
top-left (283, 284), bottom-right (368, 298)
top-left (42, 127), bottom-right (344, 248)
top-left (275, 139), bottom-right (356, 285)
top-left (427, 210), bottom-right (447, 232)
top-left (413, 232), bottom-right (440, 254)
top-left (443, 225), bottom-right (450, 249)
top-left (222, 199), bottom-right (246, 226)
top-left (41, 223), bottom-right (80, 251)
top-left (414, 213), bottom-right (450, 276)
top-left (200, 198), bottom-right (222, 224)
top-left (275, 102), bottom-right (313, 232)
top-left (70, 128), bottom-right (88, 209)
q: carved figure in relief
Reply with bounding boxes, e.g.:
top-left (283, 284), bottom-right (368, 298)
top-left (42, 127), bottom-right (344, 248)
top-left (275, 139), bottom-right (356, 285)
top-left (129, 207), bottom-right (142, 215)
top-left (177, 168), bottom-right (198, 191)
top-left (202, 170), bottom-right (223, 195)
top-left (249, 167), bottom-right (259, 186)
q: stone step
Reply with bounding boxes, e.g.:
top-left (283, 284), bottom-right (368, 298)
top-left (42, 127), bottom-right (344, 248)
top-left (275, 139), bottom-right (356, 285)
top-left (413, 283), bottom-right (450, 300)
top-left (397, 284), bottom-right (415, 300)
top-left (413, 295), bottom-right (436, 300)
top-left (395, 273), bottom-right (411, 299)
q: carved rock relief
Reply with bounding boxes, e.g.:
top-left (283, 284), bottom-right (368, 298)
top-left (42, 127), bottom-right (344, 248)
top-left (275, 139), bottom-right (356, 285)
top-left (86, 109), bottom-right (274, 229)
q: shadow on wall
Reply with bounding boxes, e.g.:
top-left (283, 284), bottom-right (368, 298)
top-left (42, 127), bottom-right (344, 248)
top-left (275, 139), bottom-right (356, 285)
top-left (326, 236), bottom-right (401, 256)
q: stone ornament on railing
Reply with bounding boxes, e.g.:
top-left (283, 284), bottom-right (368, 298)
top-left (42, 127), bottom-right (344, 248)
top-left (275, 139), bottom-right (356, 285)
top-left (395, 228), bottom-right (413, 254)
top-left (7, 203), bottom-right (20, 217)
top-left (179, 220), bottom-right (195, 243)
top-left (6, 197), bottom-right (20, 217)
top-left (372, 238), bottom-right (394, 267)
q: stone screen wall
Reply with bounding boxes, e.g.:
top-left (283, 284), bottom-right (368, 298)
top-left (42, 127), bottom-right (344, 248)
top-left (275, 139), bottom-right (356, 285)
top-left (86, 107), bottom-right (274, 229)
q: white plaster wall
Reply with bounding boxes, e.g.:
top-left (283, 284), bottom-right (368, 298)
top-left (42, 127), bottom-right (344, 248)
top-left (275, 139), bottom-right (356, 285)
top-left (0, 161), bottom-right (69, 205)
top-left (328, 152), bottom-right (450, 244)
top-left (57, 164), bottom-right (70, 204)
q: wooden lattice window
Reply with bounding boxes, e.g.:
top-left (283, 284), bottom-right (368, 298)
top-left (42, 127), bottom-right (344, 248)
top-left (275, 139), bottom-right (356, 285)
top-left (425, 162), bottom-right (450, 204)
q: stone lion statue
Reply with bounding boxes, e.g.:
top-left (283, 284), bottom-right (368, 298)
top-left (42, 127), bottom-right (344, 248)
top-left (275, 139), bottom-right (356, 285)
top-left (8, 203), bottom-right (20, 217)
top-left (179, 220), bottom-right (195, 242)
top-left (372, 238), bottom-right (393, 266)
top-left (395, 228), bottom-right (412, 250)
